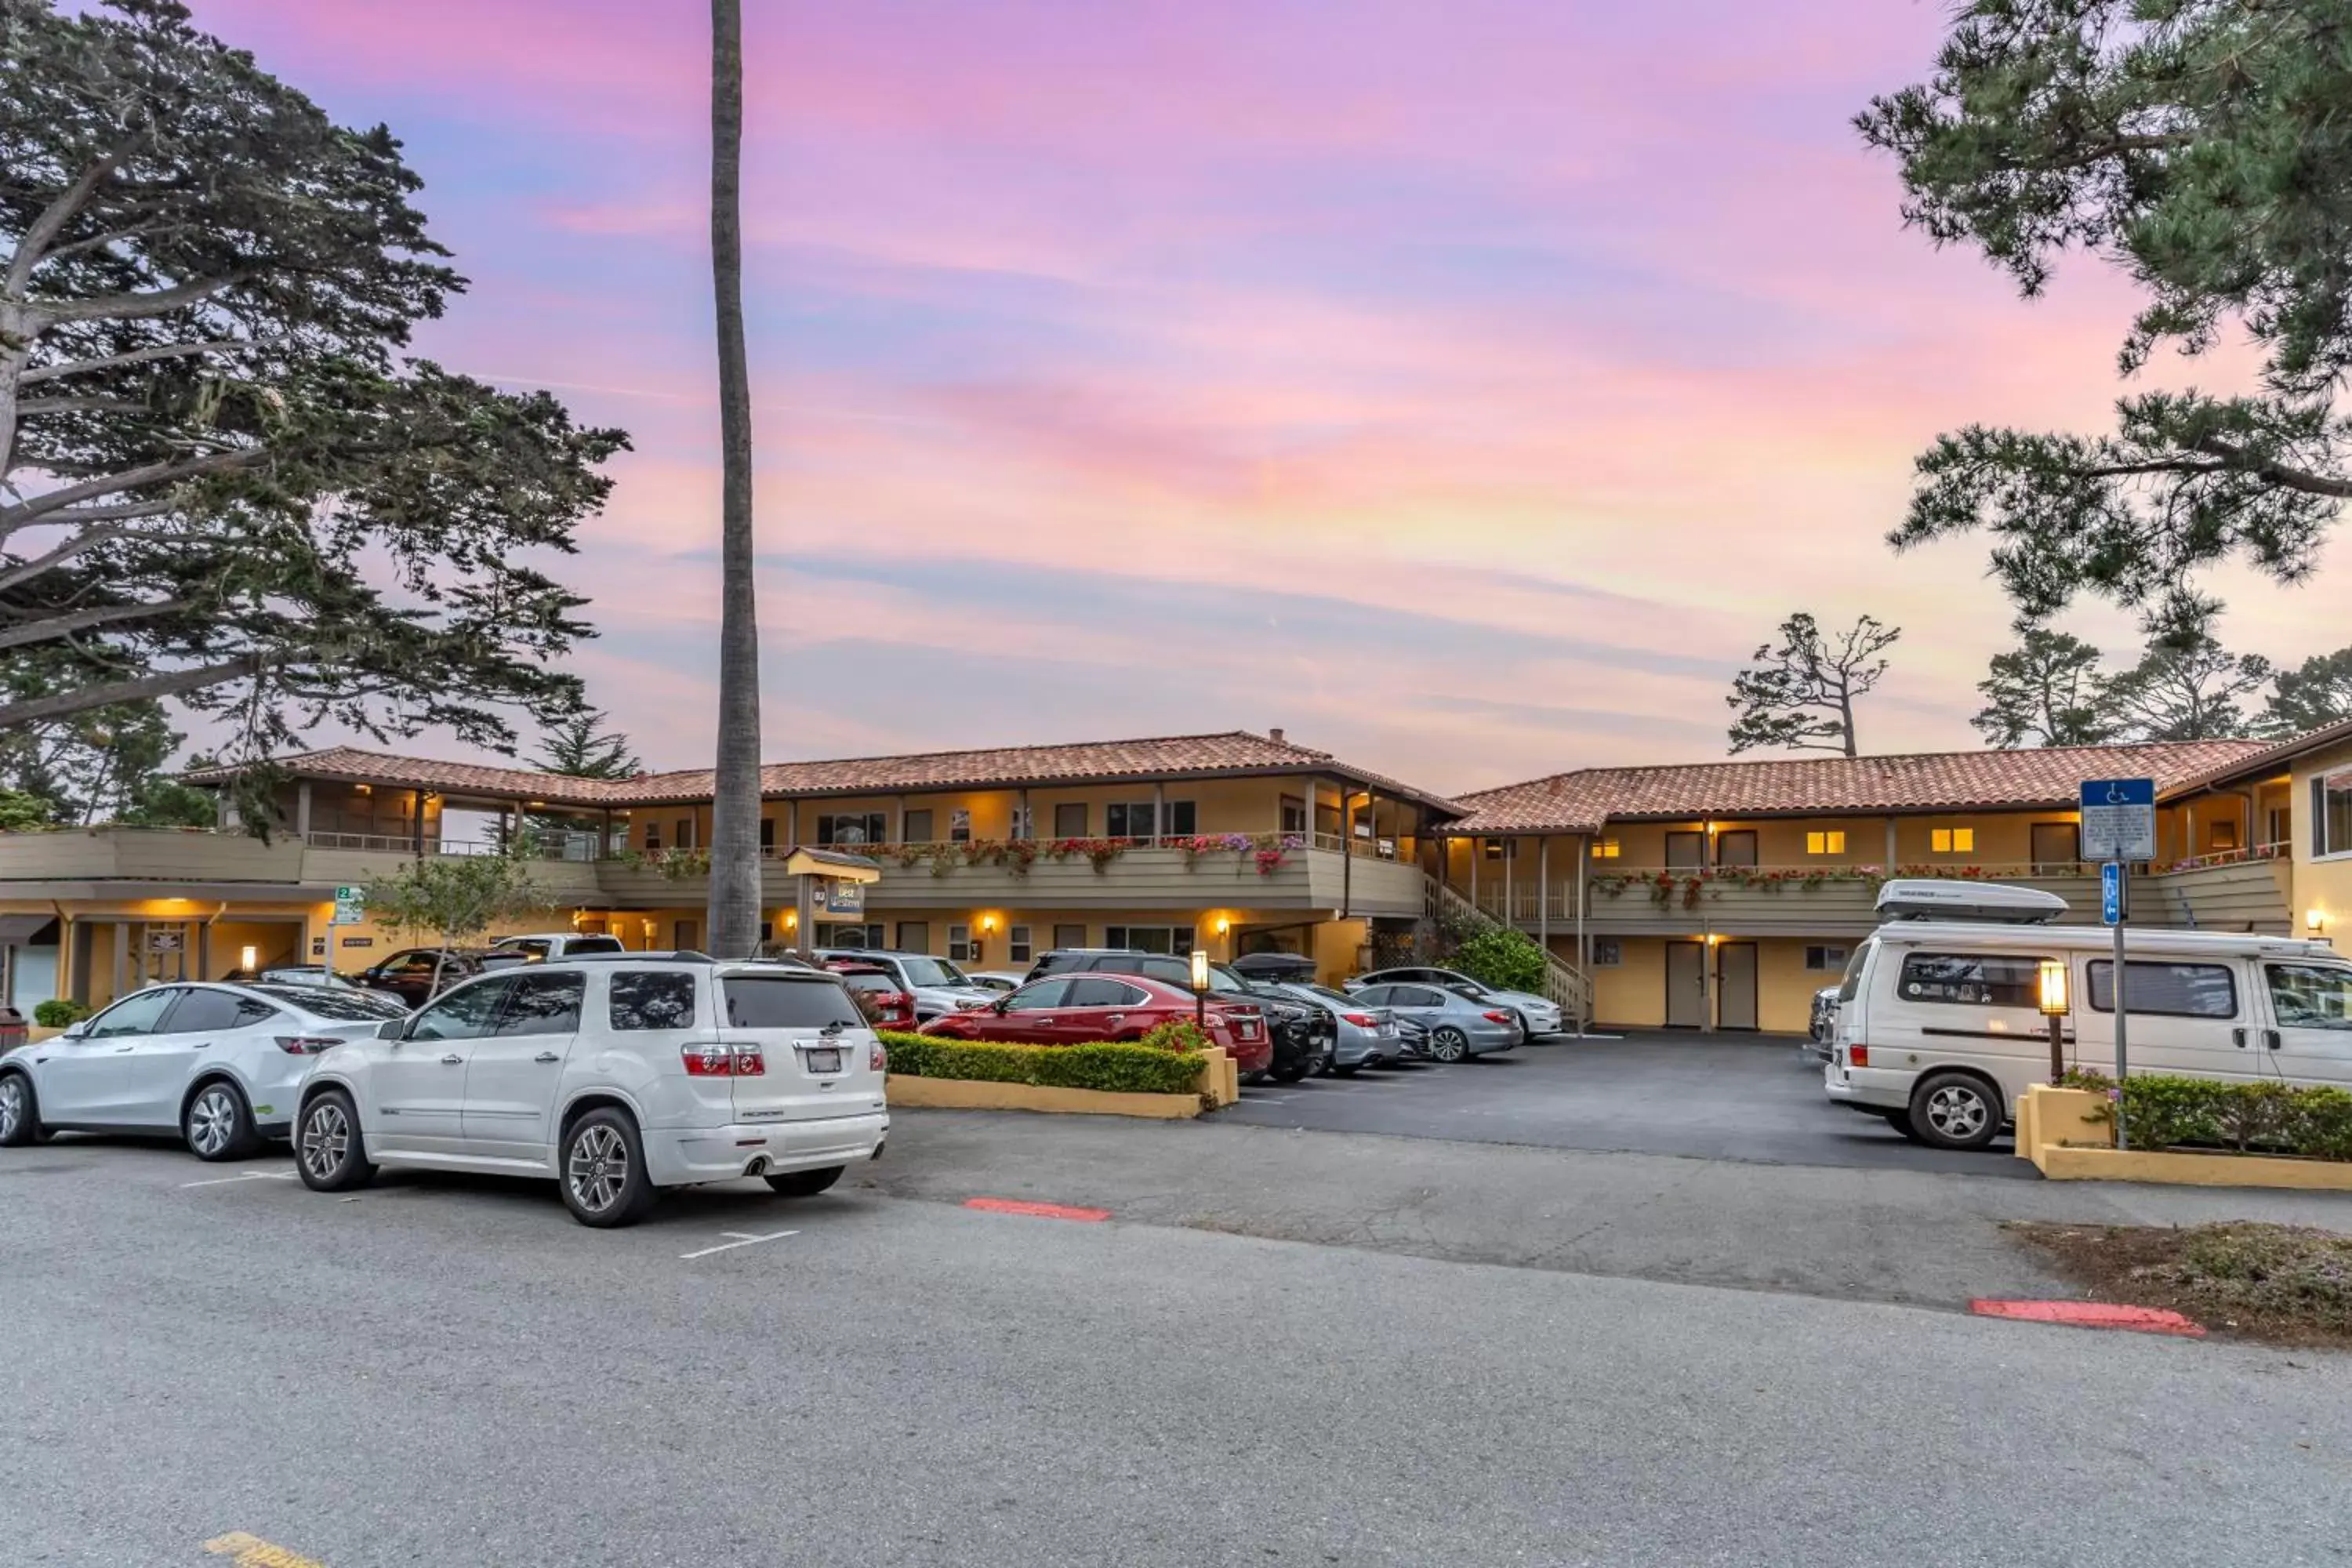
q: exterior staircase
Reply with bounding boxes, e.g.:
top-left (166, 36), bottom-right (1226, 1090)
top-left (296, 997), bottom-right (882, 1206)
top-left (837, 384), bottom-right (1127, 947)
top-left (1424, 874), bottom-right (1593, 1031)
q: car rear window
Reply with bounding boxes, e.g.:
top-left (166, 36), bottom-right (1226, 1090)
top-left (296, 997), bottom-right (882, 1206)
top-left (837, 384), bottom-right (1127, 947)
top-left (252, 985), bottom-right (407, 1021)
top-left (566, 935), bottom-right (625, 955)
top-left (610, 971), bottom-right (699, 1031)
top-left (722, 976), bottom-right (865, 1029)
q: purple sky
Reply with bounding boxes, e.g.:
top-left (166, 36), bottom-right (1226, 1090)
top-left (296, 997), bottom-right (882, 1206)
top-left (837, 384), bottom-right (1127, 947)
top-left (189, 0), bottom-right (2347, 792)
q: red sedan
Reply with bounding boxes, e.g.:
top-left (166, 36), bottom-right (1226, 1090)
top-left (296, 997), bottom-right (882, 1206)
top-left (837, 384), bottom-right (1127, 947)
top-left (919, 972), bottom-right (1272, 1073)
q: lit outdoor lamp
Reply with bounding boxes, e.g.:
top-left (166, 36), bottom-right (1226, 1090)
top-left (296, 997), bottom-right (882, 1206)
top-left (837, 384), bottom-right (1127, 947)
top-left (1189, 946), bottom-right (1210, 1029)
top-left (2037, 956), bottom-right (2070, 1083)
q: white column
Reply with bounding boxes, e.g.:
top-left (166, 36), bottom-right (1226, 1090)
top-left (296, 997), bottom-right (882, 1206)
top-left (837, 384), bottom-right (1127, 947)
top-left (294, 780), bottom-right (313, 840)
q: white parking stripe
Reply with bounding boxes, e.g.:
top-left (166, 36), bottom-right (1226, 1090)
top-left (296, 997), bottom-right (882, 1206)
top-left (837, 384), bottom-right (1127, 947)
top-left (678, 1229), bottom-right (798, 1261)
top-left (178, 1170), bottom-right (299, 1189)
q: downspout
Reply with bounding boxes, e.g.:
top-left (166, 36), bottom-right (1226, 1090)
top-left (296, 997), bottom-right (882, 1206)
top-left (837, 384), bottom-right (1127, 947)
top-left (1575, 835), bottom-right (1588, 1036)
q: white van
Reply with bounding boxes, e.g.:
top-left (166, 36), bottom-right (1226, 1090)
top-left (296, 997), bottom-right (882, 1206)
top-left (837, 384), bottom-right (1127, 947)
top-left (1824, 883), bottom-right (2352, 1151)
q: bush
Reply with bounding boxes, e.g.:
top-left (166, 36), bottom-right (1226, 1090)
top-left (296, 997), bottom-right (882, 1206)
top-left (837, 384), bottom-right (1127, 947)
top-left (2062, 1070), bottom-right (2352, 1161)
top-left (1450, 925), bottom-right (1548, 994)
top-left (32, 999), bottom-right (89, 1029)
top-left (1138, 1018), bottom-right (1209, 1053)
top-left (876, 1029), bottom-right (1206, 1096)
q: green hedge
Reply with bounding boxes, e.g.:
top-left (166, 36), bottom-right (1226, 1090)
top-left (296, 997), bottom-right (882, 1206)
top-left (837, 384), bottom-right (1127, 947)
top-left (32, 999), bottom-right (88, 1029)
top-left (877, 1030), bottom-right (1207, 1096)
top-left (2063, 1071), bottom-right (2352, 1162)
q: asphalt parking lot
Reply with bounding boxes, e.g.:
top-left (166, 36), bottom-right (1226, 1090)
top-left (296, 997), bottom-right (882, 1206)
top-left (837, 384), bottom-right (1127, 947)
top-left (1222, 1030), bottom-right (2031, 1176)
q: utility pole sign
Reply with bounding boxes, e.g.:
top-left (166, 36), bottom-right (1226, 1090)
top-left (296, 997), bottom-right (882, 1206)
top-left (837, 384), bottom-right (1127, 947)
top-left (2079, 779), bottom-right (2154, 1149)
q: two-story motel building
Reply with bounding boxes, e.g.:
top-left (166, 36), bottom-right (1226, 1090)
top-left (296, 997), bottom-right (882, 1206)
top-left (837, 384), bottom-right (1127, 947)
top-left (5, 722), bottom-right (2350, 1037)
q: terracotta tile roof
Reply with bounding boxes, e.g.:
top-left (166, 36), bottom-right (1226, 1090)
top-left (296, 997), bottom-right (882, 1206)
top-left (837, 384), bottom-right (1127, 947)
top-left (1443, 739), bottom-right (2278, 835)
top-left (190, 732), bottom-right (1461, 813)
top-left (2158, 718), bottom-right (2352, 795)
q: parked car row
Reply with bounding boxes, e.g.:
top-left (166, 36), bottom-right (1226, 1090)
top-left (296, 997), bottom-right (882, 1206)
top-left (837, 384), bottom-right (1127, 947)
top-left (0, 953), bottom-right (888, 1229)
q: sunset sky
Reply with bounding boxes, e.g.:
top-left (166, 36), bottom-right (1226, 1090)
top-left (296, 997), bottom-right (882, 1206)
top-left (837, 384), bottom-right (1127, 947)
top-left (192, 0), bottom-right (2351, 794)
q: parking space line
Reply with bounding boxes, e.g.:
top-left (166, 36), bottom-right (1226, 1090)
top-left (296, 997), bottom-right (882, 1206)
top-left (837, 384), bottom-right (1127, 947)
top-left (179, 1171), bottom-right (298, 1190)
top-left (203, 1529), bottom-right (329, 1566)
top-left (679, 1229), bottom-right (798, 1261)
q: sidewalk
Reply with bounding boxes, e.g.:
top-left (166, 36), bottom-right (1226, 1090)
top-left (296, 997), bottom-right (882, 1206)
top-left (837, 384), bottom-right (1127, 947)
top-left (860, 1109), bottom-right (2352, 1312)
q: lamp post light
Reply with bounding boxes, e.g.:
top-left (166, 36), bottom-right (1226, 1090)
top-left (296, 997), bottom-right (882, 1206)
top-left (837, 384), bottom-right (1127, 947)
top-left (2038, 956), bottom-right (2071, 1083)
top-left (1189, 946), bottom-right (1210, 1030)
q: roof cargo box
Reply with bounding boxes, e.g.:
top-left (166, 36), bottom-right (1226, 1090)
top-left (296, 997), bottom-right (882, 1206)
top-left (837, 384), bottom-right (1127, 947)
top-left (1873, 878), bottom-right (2067, 924)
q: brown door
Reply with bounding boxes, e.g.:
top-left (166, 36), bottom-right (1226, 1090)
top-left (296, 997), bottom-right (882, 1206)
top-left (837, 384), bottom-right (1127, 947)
top-left (1665, 832), bottom-right (1707, 869)
top-left (1715, 831), bottom-right (1758, 868)
top-left (1665, 942), bottom-right (1708, 1028)
top-left (2030, 822), bottom-right (2078, 871)
top-left (1716, 942), bottom-right (1759, 1030)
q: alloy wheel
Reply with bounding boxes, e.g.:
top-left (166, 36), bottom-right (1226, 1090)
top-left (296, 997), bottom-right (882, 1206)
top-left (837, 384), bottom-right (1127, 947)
top-left (189, 1087), bottom-right (238, 1157)
top-left (1923, 1083), bottom-right (1988, 1140)
top-left (568, 1124), bottom-right (628, 1215)
top-left (300, 1101), bottom-right (350, 1180)
top-left (1432, 1028), bottom-right (1468, 1063)
top-left (0, 1076), bottom-right (22, 1142)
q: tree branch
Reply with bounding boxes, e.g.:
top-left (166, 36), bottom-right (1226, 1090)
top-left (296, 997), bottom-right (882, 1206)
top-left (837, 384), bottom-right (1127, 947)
top-left (3, 152), bottom-right (118, 295)
top-left (31, 270), bottom-right (249, 325)
top-left (0, 655), bottom-right (266, 729)
top-left (15, 397), bottom-right (150, 417)
top-left (0, 448), bottom-right (259, 535)
top-left (17, 339), bottom-right (254, 385)
top-left (2189, 435), bottom-right (2352, 499)
top-left (0, 597), bottom-right (194, 652)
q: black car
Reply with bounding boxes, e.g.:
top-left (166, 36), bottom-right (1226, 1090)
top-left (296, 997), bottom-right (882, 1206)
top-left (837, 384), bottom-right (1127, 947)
top-left (1025, 949), bottom-right (1334, 1083)
top-left (350, 947), bottom-right (524, 1007)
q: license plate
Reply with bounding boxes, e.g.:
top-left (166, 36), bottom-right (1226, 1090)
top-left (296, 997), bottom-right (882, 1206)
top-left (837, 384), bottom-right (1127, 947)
top-left (1238, 1022), bottom-right (1258, 1039)
top-left (1377, 1024), bottom-right (1394, 1036)
top-left (804, 1047), bottom-right (842, 1074)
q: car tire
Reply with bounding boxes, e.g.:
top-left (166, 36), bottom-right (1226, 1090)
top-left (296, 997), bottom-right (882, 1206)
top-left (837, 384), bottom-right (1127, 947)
top-left (1907, 1072), bottom-right (2002, 1152)
top-left (560, 1107), bottom-right (658, 1228)
top-left (0, 1071), bottom-right (50, 1146)
top-left (1428, 1027), bottom-right (1470, 1063)
top-left (1882, 1109), bottom-right (1926, 1144)
top-left (1270, 1062), bottom-right (1312, 1083)
top-left (1332, 1062), bottom-right (1359, 1078)
top-left (183, 1079), bottom-right (262, 1162)
top-left (294, 1090), bottom-right (376, 1192)
top-left (764, 1165), bottom-right (844, 1198)
top-left (1240, 1069), bottom-right (1269, 1086)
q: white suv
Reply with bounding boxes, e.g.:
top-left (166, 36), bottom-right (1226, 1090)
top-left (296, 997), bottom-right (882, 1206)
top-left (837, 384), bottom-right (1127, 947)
top-left (290, 957), bottom-right (889, 1227)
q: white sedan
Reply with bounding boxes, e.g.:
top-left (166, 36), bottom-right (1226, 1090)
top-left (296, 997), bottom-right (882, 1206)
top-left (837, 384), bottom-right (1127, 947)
top-left (0, 982), bottom-right (408, 1160)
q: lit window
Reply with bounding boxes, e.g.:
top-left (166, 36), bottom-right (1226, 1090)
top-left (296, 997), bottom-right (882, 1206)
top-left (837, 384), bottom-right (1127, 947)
top-left (1806, 831), bottom-right (1846, 855)
top-left (1932, 827), bottom-right (1976, 854)
top-left (1590, 839), bottom-right (1621, 860)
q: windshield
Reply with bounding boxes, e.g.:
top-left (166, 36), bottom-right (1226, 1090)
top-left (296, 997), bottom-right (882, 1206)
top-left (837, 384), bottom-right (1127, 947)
top-left (252, 985), bottom-right (408, 1021)
top-left (896, 957), bottom-right (971, 989)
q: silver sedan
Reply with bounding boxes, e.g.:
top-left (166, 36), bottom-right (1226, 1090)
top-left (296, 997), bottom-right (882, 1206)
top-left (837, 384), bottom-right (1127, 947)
top-left (1272, 983), bottom-right (1404, 1073)
top-left (1347, 982), bottom-right (1521, 1062)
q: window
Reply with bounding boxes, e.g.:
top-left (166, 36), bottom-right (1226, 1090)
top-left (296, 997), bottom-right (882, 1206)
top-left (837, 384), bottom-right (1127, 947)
top-left (1054, 803), bottom-right (1088, 837)
top-left (1394, 986), bottom-right (1443, 1007)
top-left (1805, 831), bottom-right (1846, 856)
top-left (1052, 923), bottom-right (1086, 949)
top-left (495, 972), bottom-right (586, 1035)
top-left (1280, 796), bottom-right (1308, 834)
top-left (503, 938), bottom-right (554, 962)
top-left (2086, 961), bottom-right (2238, 1019)
top-left (895, 921), bottom-right (930, 953)
top-left (86, 988), bottom-right (180, 1038)
top-left (568, 935), bottom-right (623, 956)
top-left (2266, 964), bottom-right (2352, 1030)
top-left (895, 956), bottom-right (971, 988)
top-left (1804, 945), bottom-right (1849, 973)
top-left (1106, 802), bottom-right (1153, 840)
top-left (1004, 978), bottom-right (1073, 1011)
top-left (2316, 770), bottom-right (2352, 859)
top-left (1836, 941), bottom-right (1875, 1004)
top-left (902, 809), bottom-right (934, 844)
top-left (949, 808), bottom-right (971, 844)
top-left (1105, 925), bottom-right (1189, 955)
top-left (675, 818), bottom-right (695, 850)
top-left (1590, 939), bottom-right (1623, 968)
top-left (723, 976), bottom-right (863, 1029)
top-left (759, 817), bottom-right (775, 851)
top-left (1930, 826), bottom-right (1975, 855)
top-left (643, 822), bottom-right (662, 851)
top-left (815, 923), bottom-right (881, 948)
top-left (2208, 818), bottom-right (2240, 852)
top-left (408, 977), bottom-right (517, 1042)
top-left (948, 924), bottom-right (975, 962)
top-left (1590, 839), bottom-right (1621, 860)
top-left (1164, 800), bottom-right (1196, 836)
top-left (672, 920), bottom-right (699, 953)
top-left (817, 812), bottom-right (887, 846)
top-left (1896, 952), bottom-right (2043, 1007)
top-left (1010, 805), bottom-right (1033, 839)
top-left (160, 989), bottom-right (278, 1033)
top-left (1068, 978), bottom-right (1151, 1007)
top-left (1008, 924), bottom-right (1033, 964)
top-left (609, 971), bottom-right (697, 1031)
top-left (251, 985), bottom-right (407, 1021)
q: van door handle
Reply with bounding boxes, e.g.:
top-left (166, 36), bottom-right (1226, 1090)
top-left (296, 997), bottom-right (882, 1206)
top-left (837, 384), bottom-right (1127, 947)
top-left (2265, 1029), bottom-right (2283, 1051)
top-left (440, 1053), bottom-right (464, 1065)
top-left (2232, 1027), bottom-right (2248, 1048)
top-left (534, 1051), bottom-right (561, 1064)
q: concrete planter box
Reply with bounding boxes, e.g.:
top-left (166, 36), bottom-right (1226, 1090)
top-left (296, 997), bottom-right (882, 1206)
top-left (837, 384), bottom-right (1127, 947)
top-left (887, 1075), bottom-right (1205, 1120)
top-left (2016, 1083), bottom-right (2352, 1190)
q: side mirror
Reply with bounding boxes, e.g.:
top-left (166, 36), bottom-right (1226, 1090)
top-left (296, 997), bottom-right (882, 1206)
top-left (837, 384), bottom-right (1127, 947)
top-left (993, 997), bottom-right (1012, 1014)
top-left (60, 1021), bottom-right (90, 1040)
top-left (376, 1019), bottom-right (405, 1040)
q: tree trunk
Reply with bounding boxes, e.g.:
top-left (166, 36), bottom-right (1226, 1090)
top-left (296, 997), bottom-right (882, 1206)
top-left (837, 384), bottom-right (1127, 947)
top-left (1837, 679), bottom-right (1858, 757)
top-left (704, 0), bottom-right (764, 960)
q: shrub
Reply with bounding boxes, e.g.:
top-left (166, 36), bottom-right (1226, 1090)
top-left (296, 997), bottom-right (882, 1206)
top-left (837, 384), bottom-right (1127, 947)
top-left (2061, 1070), bottom-right (2352, 1161)
top-left (1138, 1018), bottom-right (1209, 1053)
top-left (876, 1029), bottom-right (1204, 1096)
top-left (1450, 926), bottom-right (1548, 994)
top-left (33, 999), bottom-right (89, 1029)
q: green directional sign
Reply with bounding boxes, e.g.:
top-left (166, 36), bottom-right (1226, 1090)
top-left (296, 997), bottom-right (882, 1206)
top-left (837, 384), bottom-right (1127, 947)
top-left (332, 884), bottom-right (366, 924)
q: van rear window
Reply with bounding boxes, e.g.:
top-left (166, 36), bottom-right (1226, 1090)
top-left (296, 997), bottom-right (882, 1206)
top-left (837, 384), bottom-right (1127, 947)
top-left (1896, 953), bottom-right (2044, 1007)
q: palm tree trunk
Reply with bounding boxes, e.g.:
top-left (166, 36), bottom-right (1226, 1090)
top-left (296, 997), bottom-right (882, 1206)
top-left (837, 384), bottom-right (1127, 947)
top-left (706, 0), bottom-right (763, 959)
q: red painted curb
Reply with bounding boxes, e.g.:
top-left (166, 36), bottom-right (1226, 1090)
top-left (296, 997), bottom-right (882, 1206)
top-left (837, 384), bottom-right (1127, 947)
top-left (965, 1197), bottom-right (1111, 1222)
top-left (1970, 1299), bottom-right (2205, 1337)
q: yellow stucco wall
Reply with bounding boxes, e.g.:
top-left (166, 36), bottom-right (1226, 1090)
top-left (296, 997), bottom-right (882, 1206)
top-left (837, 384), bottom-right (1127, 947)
top-left (2292, 739), bottom-right (2352, 946)
top-left (1564, 934), bottom-right (1827, 1034)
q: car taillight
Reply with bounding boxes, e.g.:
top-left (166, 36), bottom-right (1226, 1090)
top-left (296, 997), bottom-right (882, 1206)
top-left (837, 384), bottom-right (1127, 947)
top-left (681, 1043), bottom-right (765, 1076)
top-left (1341, 1012), bottom-right (1376, 1027)
top-left (1482, 1010), bottom-right (1513, 1025)
top-left (870, 1041), bottom-right (888, 1073)
top-left (274, 1036), bottom-right (342, 1054)
top-left (1849, 1044), bottom-right (1869, 1068)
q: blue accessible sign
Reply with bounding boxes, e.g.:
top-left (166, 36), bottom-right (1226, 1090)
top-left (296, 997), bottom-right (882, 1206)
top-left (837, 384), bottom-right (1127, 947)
top-left (2100, 862), bottom-right (2125, 926)
top-left (2078, 778), bottom-right (2157, 863)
